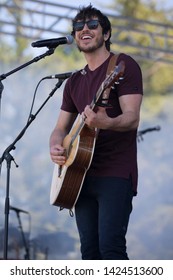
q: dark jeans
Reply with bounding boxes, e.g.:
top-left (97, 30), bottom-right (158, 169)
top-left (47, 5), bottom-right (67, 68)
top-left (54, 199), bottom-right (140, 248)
top-left (75, 176), bottom-right (134, 260)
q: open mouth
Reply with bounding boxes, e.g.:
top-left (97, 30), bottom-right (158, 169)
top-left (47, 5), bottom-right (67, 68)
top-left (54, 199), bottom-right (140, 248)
top-left (81, 35), bottom-right (92, 40)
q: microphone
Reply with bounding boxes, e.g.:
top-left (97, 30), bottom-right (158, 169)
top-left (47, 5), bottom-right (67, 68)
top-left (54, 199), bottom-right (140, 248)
top-left (31, 35), bottom-right (74, 48)
top-left (10, 206), bottom-right (29, 214)
top-left (43, 71), bottom-right (74, 80)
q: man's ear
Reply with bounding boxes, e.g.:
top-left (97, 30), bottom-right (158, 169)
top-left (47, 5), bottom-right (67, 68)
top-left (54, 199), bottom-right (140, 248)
top-left (104, 31), bottom-right (110, 41)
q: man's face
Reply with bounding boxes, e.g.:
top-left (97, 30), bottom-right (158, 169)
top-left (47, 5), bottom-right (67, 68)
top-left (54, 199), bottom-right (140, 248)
top-left (73, 18), bottom-right (106, 53)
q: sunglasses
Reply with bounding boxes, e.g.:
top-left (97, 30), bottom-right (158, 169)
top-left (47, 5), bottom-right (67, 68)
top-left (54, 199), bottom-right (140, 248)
top-left (73, 19), bottom-right (100, 32)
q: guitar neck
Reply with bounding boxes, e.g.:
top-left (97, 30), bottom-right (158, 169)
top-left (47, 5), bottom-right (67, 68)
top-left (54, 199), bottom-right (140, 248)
top-left (71, 117), bottom-right (85, 144)
top-left (70, 87), bottom-right (103, 144)
top-left (90, 83), bottom-right (105, 110)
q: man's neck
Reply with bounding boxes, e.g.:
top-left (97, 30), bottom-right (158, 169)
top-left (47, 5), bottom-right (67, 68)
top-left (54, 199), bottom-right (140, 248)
top-left (84, 49), bottom-right (110, 71)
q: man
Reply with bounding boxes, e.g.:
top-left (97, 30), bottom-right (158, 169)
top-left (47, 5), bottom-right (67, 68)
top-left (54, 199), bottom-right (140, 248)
top-left (49, 5), bottom-right (143, 260)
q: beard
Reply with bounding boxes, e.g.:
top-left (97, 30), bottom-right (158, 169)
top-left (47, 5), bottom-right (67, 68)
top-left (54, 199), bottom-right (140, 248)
top-left (77, 36), bottom-right (105, 53)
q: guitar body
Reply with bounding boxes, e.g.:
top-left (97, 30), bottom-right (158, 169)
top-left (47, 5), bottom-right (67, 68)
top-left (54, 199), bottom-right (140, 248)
top-left (50, 116), bottom-right (97, 209)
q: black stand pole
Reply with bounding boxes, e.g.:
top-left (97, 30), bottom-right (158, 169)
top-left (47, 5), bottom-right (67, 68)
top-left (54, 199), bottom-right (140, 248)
top-left (15, 211), bottom-right (30, 260)
top-left (137, 125), bottom-right (161, 142)
top-left (0, 81), bottom-right (4, 116)
top-left (0, 48), bottom-right (54, 81)
top-left (0, 48), bottom-right (54, 116)
top-left (3, 153), bottom-right (14, 260)
top-left (0, 79), bottom-right (64, 259)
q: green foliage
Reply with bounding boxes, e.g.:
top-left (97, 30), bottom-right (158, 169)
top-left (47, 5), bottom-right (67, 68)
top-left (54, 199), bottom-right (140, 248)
top-left (109, 0), bottom-right (173, 117)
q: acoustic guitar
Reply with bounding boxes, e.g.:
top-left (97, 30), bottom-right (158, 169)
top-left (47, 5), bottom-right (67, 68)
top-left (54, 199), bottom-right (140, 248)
top-left (50, 60), bottom-right (125, 210)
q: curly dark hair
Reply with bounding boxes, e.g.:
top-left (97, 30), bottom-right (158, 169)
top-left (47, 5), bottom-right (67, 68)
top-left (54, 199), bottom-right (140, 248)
top-left (71, 4), bottom-right (112, 51)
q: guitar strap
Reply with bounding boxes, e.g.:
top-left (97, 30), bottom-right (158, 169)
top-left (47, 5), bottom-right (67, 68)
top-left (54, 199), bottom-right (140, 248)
top-left (94, 54), bottom-right (120, 140)
top-left (96, 53), bottom-right (119, 107)
top-left (107, 53), bottom-right (119, 76)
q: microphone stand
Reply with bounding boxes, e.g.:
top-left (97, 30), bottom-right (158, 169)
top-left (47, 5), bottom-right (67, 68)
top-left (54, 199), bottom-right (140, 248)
top-left (11, 207), bottom-right (31, 260)
top-left (0, 48), bottom-right (54, 117)
top-left (0, 48), bottom-right (54, 81)
top-left (0, 78), bottom-right (65, 259)
top-left (0, 81), bottom-right (4, 115)
top-left (137, 125), bottom-right (161, 142)
top-left (16, 211), bottom-right (30, 260)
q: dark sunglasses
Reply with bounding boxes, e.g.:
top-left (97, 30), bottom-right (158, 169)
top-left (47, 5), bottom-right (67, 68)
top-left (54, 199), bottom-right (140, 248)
top-left (73, 19), bottom-right (100, 32)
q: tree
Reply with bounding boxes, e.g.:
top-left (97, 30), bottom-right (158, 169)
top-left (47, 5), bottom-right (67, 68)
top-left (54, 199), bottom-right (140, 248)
top-left (108, 0), bottom-right (173, 98)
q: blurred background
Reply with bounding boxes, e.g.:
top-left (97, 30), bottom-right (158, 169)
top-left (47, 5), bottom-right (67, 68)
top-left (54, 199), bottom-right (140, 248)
top-left (0, 0), bottom-right (173, 260)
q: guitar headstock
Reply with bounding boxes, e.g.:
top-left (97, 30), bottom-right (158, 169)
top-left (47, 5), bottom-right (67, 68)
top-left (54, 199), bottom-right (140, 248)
top-left (90, 60), bottom-right (125, 109)
top-left (104, 60), bottom-right (125, 89)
